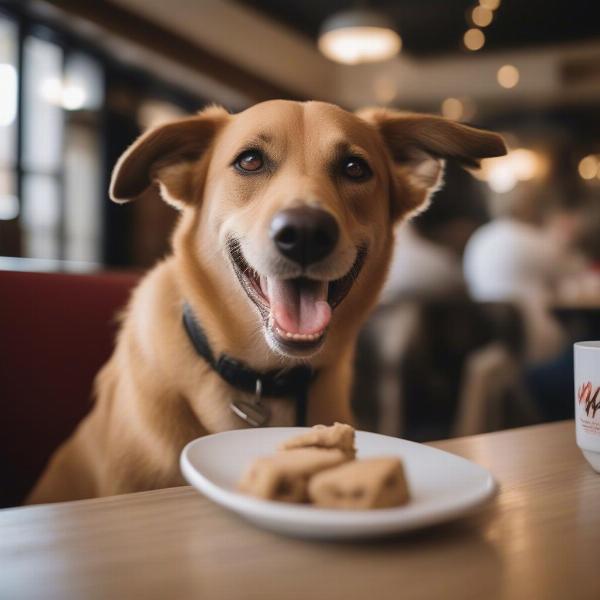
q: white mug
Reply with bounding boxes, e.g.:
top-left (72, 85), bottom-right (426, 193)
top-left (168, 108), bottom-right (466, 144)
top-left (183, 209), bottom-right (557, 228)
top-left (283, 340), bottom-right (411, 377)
top-left (574, 341), bottom-right (600, 472)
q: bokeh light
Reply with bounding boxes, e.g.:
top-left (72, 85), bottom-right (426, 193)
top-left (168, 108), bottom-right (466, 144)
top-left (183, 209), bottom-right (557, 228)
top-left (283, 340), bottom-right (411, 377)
top-left (578, 155), bottom-right (599, 180)
top-left (471, 6), bottom-right (493, 28)
top-left (474, 148), bottom-right (547, 193)
top-left (497, 64), bottom-right (520, 88)
top-left (464, 28), bottom-right (485, 51)
top-left (441, 97), bottom-right (464, 121)
top-left (479, 0), bottom-right (501, 10)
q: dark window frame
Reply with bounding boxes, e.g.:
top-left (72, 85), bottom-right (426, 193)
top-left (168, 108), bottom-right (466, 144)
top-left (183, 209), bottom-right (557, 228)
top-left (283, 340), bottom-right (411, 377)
top-left (0, 1), bottom-right (206, 266)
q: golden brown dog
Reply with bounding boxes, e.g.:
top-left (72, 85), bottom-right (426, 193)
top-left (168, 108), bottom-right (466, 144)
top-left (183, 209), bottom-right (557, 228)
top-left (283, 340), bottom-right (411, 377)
top-left (27, 100), bottom-right (505, 503)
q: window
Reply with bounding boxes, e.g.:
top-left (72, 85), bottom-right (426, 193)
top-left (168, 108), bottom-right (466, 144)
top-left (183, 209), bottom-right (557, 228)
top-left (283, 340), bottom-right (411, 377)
top-left (0, 6), bottom-right (204, 270)
top-left (63, 52), bottom-right (104, 262)
top-left (0, 15), bottom-right (18, 226)
top-left (0, 13), bottom-right (105, 265)
top-left (21, 35), bottom-right (64, 259)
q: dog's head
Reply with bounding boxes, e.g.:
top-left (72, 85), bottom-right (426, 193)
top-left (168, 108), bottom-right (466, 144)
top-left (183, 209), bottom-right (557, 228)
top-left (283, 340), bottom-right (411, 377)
top-left (110, 100), bottom-right (505, 360)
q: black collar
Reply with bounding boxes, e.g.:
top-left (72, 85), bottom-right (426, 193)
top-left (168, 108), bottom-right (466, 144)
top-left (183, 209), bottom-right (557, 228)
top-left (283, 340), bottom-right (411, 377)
top-left (182, 302), bottom-right (314, 427)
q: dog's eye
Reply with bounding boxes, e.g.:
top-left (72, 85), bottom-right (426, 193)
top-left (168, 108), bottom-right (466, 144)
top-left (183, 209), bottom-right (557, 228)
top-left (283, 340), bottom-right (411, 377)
top-left (342, 157), bottom-right (372, 181)
top-left (234, 150), bottom-right (264, 173)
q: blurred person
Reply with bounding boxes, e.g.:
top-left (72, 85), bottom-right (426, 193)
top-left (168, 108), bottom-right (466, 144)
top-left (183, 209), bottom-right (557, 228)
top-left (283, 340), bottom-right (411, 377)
top-left (463, 186), bottom-right (587, 364)
top-left (559, 193), bottom-right (600, 303)
top-left (380, 160), bottom-right (489, 303)
top-left (363, 163), bottom-right (512, 439)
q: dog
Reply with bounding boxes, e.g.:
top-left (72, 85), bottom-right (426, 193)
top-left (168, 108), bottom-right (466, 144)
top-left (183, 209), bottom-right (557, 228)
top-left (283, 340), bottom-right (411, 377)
top-left (27, 100), bottom-right (505, 503)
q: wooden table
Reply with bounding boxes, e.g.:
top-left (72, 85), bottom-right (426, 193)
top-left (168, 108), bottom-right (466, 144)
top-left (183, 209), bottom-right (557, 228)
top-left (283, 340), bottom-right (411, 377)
top-left (2, 421), bottom-right (599, 600)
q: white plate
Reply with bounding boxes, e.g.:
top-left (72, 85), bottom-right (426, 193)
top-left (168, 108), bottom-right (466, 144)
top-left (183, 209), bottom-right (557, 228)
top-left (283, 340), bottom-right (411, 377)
top-left (180, 428), bottom-right (497, 540)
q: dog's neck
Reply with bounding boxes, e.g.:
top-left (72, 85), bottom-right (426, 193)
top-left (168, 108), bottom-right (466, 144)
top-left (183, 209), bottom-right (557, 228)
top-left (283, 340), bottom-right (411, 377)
top-left (181, 301), bottom-right (314, 426)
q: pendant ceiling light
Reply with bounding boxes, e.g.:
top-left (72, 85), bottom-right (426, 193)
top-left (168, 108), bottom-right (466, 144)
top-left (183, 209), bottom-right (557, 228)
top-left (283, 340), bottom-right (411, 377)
top-left (318, 8), bottom-right (401, 65)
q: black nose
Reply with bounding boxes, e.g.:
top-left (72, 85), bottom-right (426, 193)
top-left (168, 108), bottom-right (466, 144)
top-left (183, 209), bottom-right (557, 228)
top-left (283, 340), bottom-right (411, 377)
top-left (270, 207), bottom-right (339, 267)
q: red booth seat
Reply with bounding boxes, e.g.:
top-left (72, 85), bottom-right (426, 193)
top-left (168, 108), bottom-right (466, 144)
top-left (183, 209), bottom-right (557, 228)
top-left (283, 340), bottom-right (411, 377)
top-left (0, 269), bottom-right (140, 507)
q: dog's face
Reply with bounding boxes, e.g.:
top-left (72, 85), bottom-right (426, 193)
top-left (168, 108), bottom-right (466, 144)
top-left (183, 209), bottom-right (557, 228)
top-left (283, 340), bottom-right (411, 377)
top-left (111, 100), bottom-right (505, 360)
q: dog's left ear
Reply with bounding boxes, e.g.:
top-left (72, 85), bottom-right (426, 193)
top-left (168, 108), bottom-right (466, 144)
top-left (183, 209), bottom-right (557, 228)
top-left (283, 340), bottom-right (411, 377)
top-left (357, 108), bottom-right (507, 220)
top-left (110, 105), bottom-right (230, 208)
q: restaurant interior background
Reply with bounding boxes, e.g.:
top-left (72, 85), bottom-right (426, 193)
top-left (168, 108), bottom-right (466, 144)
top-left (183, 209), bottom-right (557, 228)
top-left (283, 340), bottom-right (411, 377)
top-left (1, 0), bottom-right (599, 458)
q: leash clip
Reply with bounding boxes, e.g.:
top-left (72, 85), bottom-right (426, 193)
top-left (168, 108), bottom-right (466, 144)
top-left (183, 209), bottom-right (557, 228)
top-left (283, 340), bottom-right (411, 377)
top-left (230, 376), bottom-right (271, 427)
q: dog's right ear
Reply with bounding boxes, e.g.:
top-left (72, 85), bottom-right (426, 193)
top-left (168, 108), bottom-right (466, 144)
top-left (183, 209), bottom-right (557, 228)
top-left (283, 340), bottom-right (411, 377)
top-left (109, 105), bottom-right (230, 208)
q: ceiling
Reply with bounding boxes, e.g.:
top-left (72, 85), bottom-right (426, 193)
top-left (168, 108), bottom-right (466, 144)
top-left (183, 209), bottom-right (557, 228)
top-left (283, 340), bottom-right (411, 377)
top-left (237, 0), bottom-right (600, 57)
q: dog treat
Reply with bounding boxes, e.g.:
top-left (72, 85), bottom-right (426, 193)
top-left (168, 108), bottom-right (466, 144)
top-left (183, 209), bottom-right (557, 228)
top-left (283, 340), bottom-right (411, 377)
top-left (238, 427), bottom-right (412, 510)
top-left (238, 447), bottom-right (349, 503)
top-left (308, 457), bottom-right (410, 509)
top-left (279, 422), bottom-right (356, 458)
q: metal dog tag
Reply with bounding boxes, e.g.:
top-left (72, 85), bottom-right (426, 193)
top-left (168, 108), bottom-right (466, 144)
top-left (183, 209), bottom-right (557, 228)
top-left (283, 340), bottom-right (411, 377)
top-left (230, 378), bottom-right (271, 427)
top-left (230, 399), bottom-right (270, 427)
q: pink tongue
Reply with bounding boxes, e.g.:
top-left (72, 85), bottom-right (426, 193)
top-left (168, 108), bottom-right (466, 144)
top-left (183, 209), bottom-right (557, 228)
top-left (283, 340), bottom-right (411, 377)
top-left (264, 277), bottom-right (332, 335)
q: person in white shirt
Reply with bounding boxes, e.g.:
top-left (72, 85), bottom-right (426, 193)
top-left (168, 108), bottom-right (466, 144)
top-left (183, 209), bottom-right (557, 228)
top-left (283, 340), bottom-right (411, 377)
top-left (463, 191), bottom-right (586, 363)
top-left (381, 161), bottom-right (488, 304)
top-left (379, 223), bottom-right (464, 303)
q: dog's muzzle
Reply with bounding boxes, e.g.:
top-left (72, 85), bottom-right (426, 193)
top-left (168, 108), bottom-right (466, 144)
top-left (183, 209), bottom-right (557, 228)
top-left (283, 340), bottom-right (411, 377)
top-left (227, 234), bottom-right (367, 357)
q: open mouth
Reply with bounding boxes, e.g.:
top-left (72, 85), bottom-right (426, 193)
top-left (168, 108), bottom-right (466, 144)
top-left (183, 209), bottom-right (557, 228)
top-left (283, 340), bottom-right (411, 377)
top-left (227, 239), bottom-right (367, 354)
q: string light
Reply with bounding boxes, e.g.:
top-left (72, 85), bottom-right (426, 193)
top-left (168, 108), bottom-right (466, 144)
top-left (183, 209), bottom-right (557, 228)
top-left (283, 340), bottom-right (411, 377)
top-left (441, 97), bottom-right (476, 121)
top-left (497, 65), bottom-right (520, 88)
top-left (462, 0), bottom-right (498, 51)
top-left (441, 98), bottom-right (464, 121)
top-left (464, 28), bottom-right (485, 51)
top-left (479, 0), bottom-right (501, 10)
top-left (578, 155), bottom-right (599, 180)
top-left (471, 6), bottom-right (493, 27)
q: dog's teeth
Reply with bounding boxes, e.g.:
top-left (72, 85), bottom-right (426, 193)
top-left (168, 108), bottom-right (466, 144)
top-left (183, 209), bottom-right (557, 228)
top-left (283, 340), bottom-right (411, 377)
top-left (272, 324), bottom-right (324, 342)
top-left (269, 319), bottom-right (324, 342)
